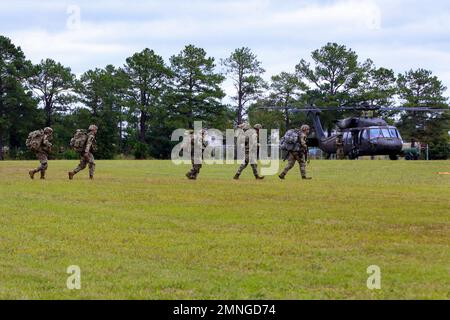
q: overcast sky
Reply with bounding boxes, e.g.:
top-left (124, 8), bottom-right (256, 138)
top-left (1, 0), bottom-right (450, 97)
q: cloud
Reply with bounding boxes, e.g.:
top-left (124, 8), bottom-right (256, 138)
top-left (1, 0), bottom-right (449, 95)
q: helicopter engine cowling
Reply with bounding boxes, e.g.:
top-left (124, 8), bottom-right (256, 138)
top-left (336, 117), bottom-right (387, 129)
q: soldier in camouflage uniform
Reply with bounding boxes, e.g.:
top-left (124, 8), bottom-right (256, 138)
top-left (336, 130), bottom-right (345, 160)
top-left (234, 123), bottom-right (264, 180)
top-left (68, 125), bottom-right (98, 180)
top-left (29, 127), bottom-right (53, 180)
top-left (186, 129), bottom-right (208, 180)
top-left (279, 125), bottom-right (312, 180)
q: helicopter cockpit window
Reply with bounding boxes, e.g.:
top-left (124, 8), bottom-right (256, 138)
top-left (382, 128), bottom-right (391, 138)
top-left (389, 128), bottom-right (398, 138)
top-left (369, 128), bottom-right (383, 139)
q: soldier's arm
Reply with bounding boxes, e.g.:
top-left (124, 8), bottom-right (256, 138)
top-left (300, 134), bottom-right (308, 149)
top-left (84, 135), bottom-right (94, 154)
top-left (245, 134), bottom-right (250, 146)
top-left (42, 135), bottom-right (52, 150)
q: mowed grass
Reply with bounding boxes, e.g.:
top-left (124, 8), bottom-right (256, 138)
top-left (0, 160), bottom-right (449, 300)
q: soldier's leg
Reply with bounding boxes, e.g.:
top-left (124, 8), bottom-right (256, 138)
top-left (280, 153), bottom-right (296, 178)
top-left (248, 148), bottom-right (261, 178)
top-left (39, 153), bottom-right (49, 179)
top-left (187, 160), bottom-right (202, 179)
top-left (299, 153), bottom-right (306, 177)
top-left (30, 153), bottom-right (41, 179)
top-left (68, 155), bottom-right (85, 180)
top-left (299, 152), bottom-right (312, 180)
top-left (187, 160), bottom-right (196, 178)
top-left (251, 164), bottom-right (264, 179)
top-left (30, 153), bottom-right (48, 179)
top-left (74, 156), bottom-right (87, 174)
top-left (87, 153), bottom-right (95, 179)
top-left (193, 164), bottom-right (202, 178)
top-left (235, 155), bottom-right (249, 178)
top-left (250, 163), bottom-right (258, 176)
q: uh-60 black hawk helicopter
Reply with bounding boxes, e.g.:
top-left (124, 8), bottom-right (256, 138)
top-left (260, 105), bottom-right (449, 160)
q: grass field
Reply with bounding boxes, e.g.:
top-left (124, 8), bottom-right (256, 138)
top-left (0, 160), bottom-right (449, 300)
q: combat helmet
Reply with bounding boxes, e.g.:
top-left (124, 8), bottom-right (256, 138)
top-left (300, 124), bottom-right (310, 132)
top-left (88, 124), bottom-right (98, 132)
top-left (238, 123), bottom-right (251, 131)
top-left (43, 127), bottom-right (53, 134)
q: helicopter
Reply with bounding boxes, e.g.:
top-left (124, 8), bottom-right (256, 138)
top-left (259, 105), bottom-right (449, 160)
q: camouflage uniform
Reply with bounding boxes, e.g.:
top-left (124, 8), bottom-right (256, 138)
top-left (234, 124), bottom-right (264, 180)
top-left (69, 125), bottom-right (97, 180)
top-left (280, 126), bottom-right (311, 180)
top-left (336, 131), bottom-right (345, 160)
top-left (186, 130), bottom-right (208, 180)
top-left (29, 128), bottom-right (53, 180)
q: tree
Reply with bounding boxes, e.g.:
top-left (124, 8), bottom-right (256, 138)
top-left (296, 43), bottom-right (370, 134)
top-left (354, 63), bottom-right (397, 107)
top-left (77, 65), bottom-right (128, 158)
top-left (422, 111), bottom-right (449, 160)
top-left (0, 36), bottom-right (39, 160)
top-left (396, 69), bottom-right (449, 158)
top-left (28, 58), bottom-right (76, 126)
top-left (269, 71), bottom-right (307, 130)
top-left (169, 44), bottom-right (227, 129)
top-left (397, 69), bottom-right (448, 107)
top-left (296, 43), bottom-right (366, 103)
top-left (247, 99), bottom-right (287, 133)
top-left (124, 48), bottom-right (171, 158)
top-left (222, 47), bottom-right (266, 124)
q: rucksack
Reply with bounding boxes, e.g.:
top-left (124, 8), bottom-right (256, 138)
top-left (25, 130), bottom-right (44, 152)
top-left (280, 129), bottom-right (300, 151)
top-left (70, 129), bottom-right (88, 152)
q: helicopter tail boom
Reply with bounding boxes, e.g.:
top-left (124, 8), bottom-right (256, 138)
top-left (308, 110), bottom-right (326, 140)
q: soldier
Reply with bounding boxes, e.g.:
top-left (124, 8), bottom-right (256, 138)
top-left (68, 125), bottom-right (98, 180)
top-left (28, 127), bottom-right (53, 180)
top-left (279, 124), bottom-right (312, 180)
top-left (185, 129), bottom-right (208, 180)
top-left (336, 130), bottom-right (345, 160)
top-left (234, 123), bottom-right (264, 180)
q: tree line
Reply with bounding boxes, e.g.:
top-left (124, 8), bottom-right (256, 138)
top-left (0, 36), bottom-right (449, 160)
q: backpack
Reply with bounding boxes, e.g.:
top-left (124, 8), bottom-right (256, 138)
top-left (25, 130), bottom-right (44, 152)
top-left (70, 129), bottom-right (88, 152)
top-left (280, 129), bottom-right (300, 151)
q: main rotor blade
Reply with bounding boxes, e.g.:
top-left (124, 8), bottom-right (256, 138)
top-left (257, 106), bottom-right (450, 113)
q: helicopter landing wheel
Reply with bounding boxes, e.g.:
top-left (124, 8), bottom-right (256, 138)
top-left (349, 150), bottom-right (359, 160)
top-left (389, 154), bottom-right (399, 161)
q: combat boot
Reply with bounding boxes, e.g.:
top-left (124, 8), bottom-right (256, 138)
top-left (233, 174), bottom-right (240, 180)
top-left (89, 175), bottom-right (94, 180)
top-left (279, 173), bottom-right (286, 180)
top-left (302, 176), bottom-right (312, 180)
top-left (255, 175), bottom-right (265, 180)
top-left (68, 171), bottom-right (75, 180)
top-left (29, 170), bottom-right (35, 180)
top-left (40, 172), bottom-right (46, 180)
